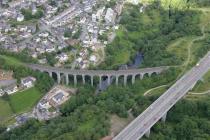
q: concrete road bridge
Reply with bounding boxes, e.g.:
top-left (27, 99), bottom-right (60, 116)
top-left (27, 64), bottom-right (168, 86)
top-left (113, 52), bottom-right (210, 140)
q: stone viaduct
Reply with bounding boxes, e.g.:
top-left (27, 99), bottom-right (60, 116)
top-left (27, 64), bottom-right (168, 86)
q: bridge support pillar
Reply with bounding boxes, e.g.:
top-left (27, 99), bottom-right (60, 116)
top-left (107, 76), bottom-right (111, 85)
top-left (148, 72), bottom-right (152, 77)
top-left (132, 75), bottom-right (135, 84)
top-left (161, 112), bottom-right (167, 122)
top-left (124, 75), bottom-right (127, 86)
top-left (91, 76), bottom-right (94, 86)
top-left (82, 75), bottom-right (85, 84)
top-left (57, 72), bottom-right (61, 84)
top-left (74, 75), bottom-right (77, 86)
top-left (145, 129), bottom-right (150, 138)
top-left (99, 76), bottom-right (102, 89)
top-left (65, 74), bottom-right (69, 85)
top-left (115, 76), bottom-right (119, 86)
top-left (140, 74), bottom-right (144, 80)
top-left (49, 72), bottom-right (52, 77)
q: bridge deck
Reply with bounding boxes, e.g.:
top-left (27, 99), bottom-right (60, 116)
top-left (27, 64), bottom-right (168, 76)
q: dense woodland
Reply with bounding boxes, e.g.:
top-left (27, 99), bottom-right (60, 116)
top-left (192, 0), bottom-right (210, 7)
top-left (99, 2), bottom-right (201, 69)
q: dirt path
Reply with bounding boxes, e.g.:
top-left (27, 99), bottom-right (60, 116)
top-left (189, 89), bottom-right (210, 95)
top-left (143, 85), bottom-right (168, 96)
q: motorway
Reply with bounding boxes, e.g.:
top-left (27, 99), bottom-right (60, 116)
top-left (113, 51), bottom-right (210, 140)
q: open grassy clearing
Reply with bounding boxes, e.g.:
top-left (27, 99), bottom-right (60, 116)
top-left (167, 37), bottom-right (195, 64)
top-left (110, 114), bottom-right (134, 136)
top-left (0, 87), bottom-right (42, 125)
top-left (192, 70), bottom-right (210, 92)
top-left (146, 86), bottom-right (168, 96)
top-left (0, 55), bottom-right (23, 66)
top-left (8, 19), bottom-right (38, 27)
top-left (0, 99), bottom-right (14, 124)
top-left (141, 0), bottom-right (195, 9)
top-left (9, 87), bottom-right (42, 113)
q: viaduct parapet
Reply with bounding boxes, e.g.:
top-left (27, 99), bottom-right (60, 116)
top-left (27, 64), bottom-right (168, 86)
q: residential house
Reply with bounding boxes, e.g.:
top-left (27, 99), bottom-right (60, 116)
top-left (52, 92), bottom-right (65, 104)
top-left (4, 84), bottom-right (18, 95)
top-left (105, 8), bottom-right (116, 24)
top-left (56, 53), bottom-right (69, 63)
top-left (0, 89), bottom-right (4, 96)
top-left (39, 99), bottom-right (51, 109)
top-left (16, 13), bottom-right (24, 22)
top-left (21, 76), bottom-right (36, 88)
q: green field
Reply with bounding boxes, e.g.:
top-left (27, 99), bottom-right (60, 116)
top-left (141, 0), bottom-right (195, 9)
top-left (146, 86), bottom-right (168, 96)
top-left (8, 19), bottom-right (38, 27)
top-left (0, 55), bottom-right (23, 66)
top-left (167, 37), bottom-right (194, 64)
top-left (0, 87), bottom-right (42, 124)
top-left (9, 87), bottom-right (42, 113)
top-left (192, 70), bottom-right (210, 92)
top-left (0, 99), bottom-right (14, 123)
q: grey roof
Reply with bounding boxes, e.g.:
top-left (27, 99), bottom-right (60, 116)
top-left (21, 76), bottom-right (36, 84)
top-left (3, 83), bottom-right (17, 91)
top-left (53, 92), bottom-right (64, 101)
top-left (40, 99), bottom-right (48, 105)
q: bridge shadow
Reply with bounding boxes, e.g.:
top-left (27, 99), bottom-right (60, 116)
top-left (118, 75), bottom-right (124, 86)
top-left (52, 72), bottom-right (58, 82)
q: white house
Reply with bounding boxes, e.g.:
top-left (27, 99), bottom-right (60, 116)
top-left (0, 89), bottom-right (4, 96)
top-left (39, 99), bottom-right (51, 109)
top-left (105, 8), bottom-right (116, 24)
top-left (45, 46), bottom-right (56, 53)
top-left (4, 84), bottom-right (18, 95)
top-left (90, 55), bottom-right (97, 63)
top-left (21, 76), bottom-right (36, 88)
top-left (56, 53), bottom-right (69, 63)
top-left (31, 3), bottom-right (37, 15)
top-left (17, 14), bottom-right (24, 22)
top-left (52, 92), bottom-right (64, 104)
top-left (96, 7), bottom-right (105, 21)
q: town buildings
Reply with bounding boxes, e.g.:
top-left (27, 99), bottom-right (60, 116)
top-left (0, 0), bottom-right (125, 69)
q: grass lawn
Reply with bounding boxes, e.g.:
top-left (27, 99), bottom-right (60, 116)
top-left (192, 70), bottom-right (210, 92)
top-left (108, 49), bottom-right (131, 69)
top-left (114, 49), bottom-right (130, 64)
top-left (167, 37), bottom-right (193, 63)
top-left (141, 0), bottom-right (194, 9)
top-left (0, 55), bottom-right (23, 67)
top-left (8, 19), bottom-right (38, 27)
top-left (0, 98), bottom-right (14, 123)
top-left (9, 87), bottom-right (42, 113)
top-left (146, 86), bottom-right (168, 96)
